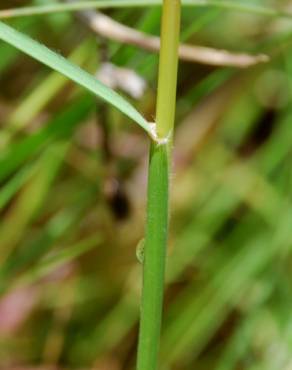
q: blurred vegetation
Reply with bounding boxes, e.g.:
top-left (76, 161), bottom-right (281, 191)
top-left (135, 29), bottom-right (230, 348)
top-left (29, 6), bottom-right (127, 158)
top-left (1, 1), bottom-right (292, 369)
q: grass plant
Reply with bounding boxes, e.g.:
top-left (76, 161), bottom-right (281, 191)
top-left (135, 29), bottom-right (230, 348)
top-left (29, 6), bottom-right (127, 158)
top-left (0, 1), bottom-right (292, 370)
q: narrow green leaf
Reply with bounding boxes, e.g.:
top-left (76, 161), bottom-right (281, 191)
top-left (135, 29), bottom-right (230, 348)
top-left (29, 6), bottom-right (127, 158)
top-left (0, 164), bottom-right (35, 210)
top-left (0, 1), bottom-right (289, 20)
top-left (14, 233), bottom-right (102, 289)
top-left (0, 21), bottom-right (152, 137)
top-left (0, 95), bottom-right (93, 182)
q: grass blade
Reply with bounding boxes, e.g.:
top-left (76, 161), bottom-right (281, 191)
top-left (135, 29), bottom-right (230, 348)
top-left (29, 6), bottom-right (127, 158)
top-left (0, 1), bottom-right (290, 20)
top-left (14, 233), bottom-right (102, 289)
top-left (0, 21), bottom-right (152, 137)
top-left (0, 95), bottom-right (93, 182)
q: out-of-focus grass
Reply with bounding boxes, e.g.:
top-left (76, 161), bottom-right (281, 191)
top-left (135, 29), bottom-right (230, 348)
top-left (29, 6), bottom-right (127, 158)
top-left (1, 1), bottom-right (292, 369)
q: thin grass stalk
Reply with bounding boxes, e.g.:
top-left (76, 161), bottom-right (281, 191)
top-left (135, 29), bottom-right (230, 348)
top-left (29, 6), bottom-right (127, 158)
top-left (136, 2), bottom-right (181, 370)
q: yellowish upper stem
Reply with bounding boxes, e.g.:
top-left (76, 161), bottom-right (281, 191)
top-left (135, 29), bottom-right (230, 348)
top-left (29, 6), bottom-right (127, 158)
top-left (155, 0), bottom-right (181, 139)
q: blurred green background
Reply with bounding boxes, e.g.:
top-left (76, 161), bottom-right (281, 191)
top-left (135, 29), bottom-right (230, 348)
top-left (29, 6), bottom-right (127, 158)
top-left (1, 1), bottom-right (292, 369)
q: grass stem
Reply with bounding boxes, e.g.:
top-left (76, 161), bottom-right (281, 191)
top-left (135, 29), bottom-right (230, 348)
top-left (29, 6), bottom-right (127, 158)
top-left (136, 2), bottom-right (181, 370)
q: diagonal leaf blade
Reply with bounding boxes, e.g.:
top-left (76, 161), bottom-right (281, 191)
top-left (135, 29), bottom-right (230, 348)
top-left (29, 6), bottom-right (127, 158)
top-left (0, 1), bottom-right (287, 20)
top-left (0, 21), bottom-right (152, 137)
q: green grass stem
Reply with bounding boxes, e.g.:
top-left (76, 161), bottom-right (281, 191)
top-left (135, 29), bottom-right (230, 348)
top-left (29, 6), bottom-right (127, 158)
top-left (136, 1), bottom-right (181, 370)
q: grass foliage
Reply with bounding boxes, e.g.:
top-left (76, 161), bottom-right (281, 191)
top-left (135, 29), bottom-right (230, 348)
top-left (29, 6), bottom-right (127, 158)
top-left (0, 1), bottom-right (292, 369)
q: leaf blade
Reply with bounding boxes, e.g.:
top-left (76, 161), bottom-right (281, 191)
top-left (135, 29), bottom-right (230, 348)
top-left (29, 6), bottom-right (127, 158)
top-left (0, 21), bottom-right (152, 136)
